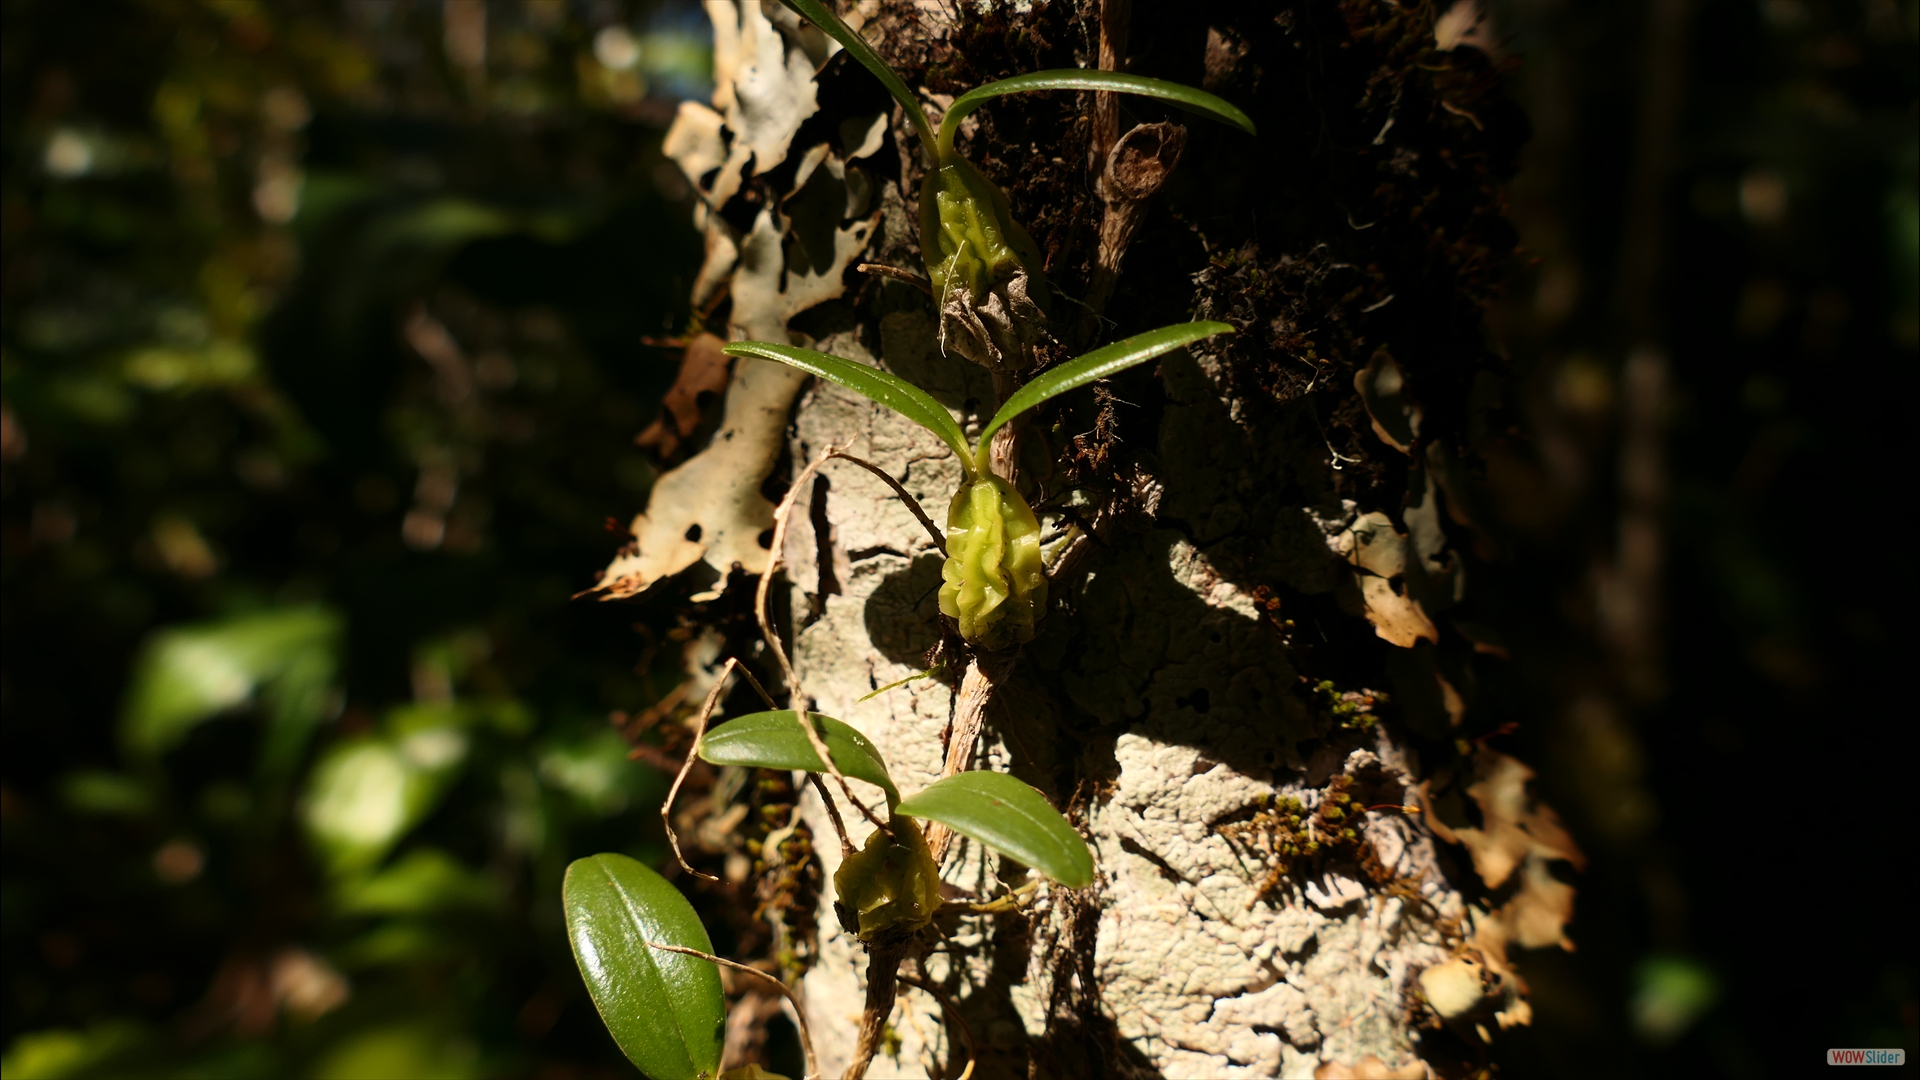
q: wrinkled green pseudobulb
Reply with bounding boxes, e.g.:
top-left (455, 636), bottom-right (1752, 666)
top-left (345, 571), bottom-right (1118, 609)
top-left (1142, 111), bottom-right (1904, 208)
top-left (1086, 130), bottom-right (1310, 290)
top-left (831, 817), bottom-right (940, 943)
top-left (918, 155), bottom-right (1049, 310)
top-left (938, 473), bottom-right (1047, 651)
top-left (919, 155), bottom-right (1052, 372)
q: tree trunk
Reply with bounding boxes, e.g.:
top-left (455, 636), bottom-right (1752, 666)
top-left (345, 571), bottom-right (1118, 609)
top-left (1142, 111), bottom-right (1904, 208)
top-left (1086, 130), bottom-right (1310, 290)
top-left (614, 3), bottom-right (1578, 1077)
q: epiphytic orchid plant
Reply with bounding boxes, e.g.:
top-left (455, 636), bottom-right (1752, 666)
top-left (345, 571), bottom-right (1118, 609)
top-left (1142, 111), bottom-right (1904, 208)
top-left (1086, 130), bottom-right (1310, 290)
top-left (561, 8), bottom-right (1252, 1075)
top-left (564, 673), bottom-right (1091, 1080)
top-left (564, 322), bottom-right (1226, 1076)
top-left (725, 321), bottom-right (1233, 650)
top-left (782, 0), bottom-right (1254, 373)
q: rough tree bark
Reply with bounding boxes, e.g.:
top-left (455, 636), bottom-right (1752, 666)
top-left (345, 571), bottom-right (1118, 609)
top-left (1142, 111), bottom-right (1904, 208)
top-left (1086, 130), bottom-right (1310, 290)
top-left (603, 3), bottom-right (1581, 1077)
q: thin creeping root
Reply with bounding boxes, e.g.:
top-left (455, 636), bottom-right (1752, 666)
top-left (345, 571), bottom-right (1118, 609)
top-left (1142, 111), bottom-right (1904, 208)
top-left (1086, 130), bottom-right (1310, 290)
top-left (644, 941), bottom-right (819, 1080)
top-left (945, 878), bottom-right (1039, 915)
top-left (818, 448), bottom-right (946, 555)
top-left (660, 655), bottom-right (783, 880)
top-left (758, 443), bottom-right (891, 836)
top-left (858, 662), bottom-right (944, 702)
top-left (809, 773), bottom-right (856, 859)
top-left (663, 657), bottom-right (754, 882)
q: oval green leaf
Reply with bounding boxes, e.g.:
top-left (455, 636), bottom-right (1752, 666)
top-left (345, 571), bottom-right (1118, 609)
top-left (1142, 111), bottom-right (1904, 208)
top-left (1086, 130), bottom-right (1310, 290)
top-left (780, 0), bottom-right (938, 157)
top-left (563, 854), bottom-right (725, 1080)
top-left (893, 771), bottom-right (1093, 889)
top-left (940, 70), bottom-right (1255, 154)
top-left (699, 710), bottom-right (899, 808)
top-left (722, 340), bottom-right (975, 469)
top-left (977, 321), bottom-right (1234, 452)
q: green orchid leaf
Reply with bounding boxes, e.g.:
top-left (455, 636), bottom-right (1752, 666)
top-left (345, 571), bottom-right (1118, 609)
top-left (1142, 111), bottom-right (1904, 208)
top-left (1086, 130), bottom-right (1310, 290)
top-left (780, 0), bottom-right (938, 157)
top-left (977, 321), bottom-right (1234, 452)
top-left (563, 854), bottom-right (725, 1080)
top-left (698, 710), bottom-right (900, 808)
top-left (722, 340), bottom-right (974, 469)
top-left (893, 771), bottom-right (1093, 889)
top-left (940, 70), bottom-right (1255, 155)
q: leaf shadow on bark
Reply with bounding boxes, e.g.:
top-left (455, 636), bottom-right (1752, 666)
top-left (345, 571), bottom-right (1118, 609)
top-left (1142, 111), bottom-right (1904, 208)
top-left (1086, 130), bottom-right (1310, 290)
top-left (861, 551), bottom-right (946, 668)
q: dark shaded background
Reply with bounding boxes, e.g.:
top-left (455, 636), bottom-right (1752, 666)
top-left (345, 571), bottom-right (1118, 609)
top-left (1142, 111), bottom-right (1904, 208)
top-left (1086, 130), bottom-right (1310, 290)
top-left (1, 1), bottom-right (1913, 1078)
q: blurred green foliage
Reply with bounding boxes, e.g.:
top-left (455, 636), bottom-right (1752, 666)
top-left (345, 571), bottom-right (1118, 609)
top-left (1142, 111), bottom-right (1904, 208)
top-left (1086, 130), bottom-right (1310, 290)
top-left (2, 0), bottom-right (710, 1075)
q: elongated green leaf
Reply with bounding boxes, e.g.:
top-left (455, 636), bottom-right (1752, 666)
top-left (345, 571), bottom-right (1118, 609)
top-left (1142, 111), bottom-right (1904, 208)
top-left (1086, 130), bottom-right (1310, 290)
top-left (722, 340), bottom-right (974, 468)
top-left (977, 321), bottom-right (1234, 452)
top-left (893, 771), bottom-right (1093, 889)
top-left (940, 70), bottom-right (1255, 155)
top-left (699, 711), bottom-right (899, 807)
top-left (780, 0), bottom-right (938, 157)
top-left (563, 854), bottom-right (725, 1080)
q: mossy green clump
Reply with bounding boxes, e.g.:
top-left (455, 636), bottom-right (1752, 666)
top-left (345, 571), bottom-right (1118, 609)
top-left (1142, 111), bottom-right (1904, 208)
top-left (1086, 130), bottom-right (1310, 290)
top-left (1314, 678), bottom-right (1387, 730)
top-left (1222, 777), bottom-right (1383, 904)
top-left (938, 473), bottom-right (1047, 651)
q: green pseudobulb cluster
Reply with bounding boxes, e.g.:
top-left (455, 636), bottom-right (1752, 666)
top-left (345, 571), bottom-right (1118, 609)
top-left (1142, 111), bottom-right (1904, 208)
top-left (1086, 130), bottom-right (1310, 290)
top-left (832, 817), bottom-right (941, 942)
top-left (939, 473), bottom-right (1047, 651)
top-left (919, 155), bottom-right (1051, 315)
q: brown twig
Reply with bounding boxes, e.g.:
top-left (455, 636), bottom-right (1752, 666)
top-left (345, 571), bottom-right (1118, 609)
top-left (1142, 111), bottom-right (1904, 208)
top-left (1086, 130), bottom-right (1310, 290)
top-left (858, 262), bottom-right (933, 296)
top-left (645, 942), bottom-right (819, 1080)
top-left (845, 940), bottom-right (905, 1080)
top-left (734, 663), bottom-right (780, 709)
top-left (1080, 121), bottom-right (1187, 331)
top-left (1076, 0), bottom-right (1190, 335)
top-left (1090, 0), bottom-right (1131, 170)
top-left (922, 650), bottom-right (1015, 868)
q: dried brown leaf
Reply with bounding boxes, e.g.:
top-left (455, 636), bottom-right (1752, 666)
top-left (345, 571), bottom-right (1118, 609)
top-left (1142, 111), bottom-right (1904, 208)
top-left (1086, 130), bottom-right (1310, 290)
top-left (1451, 748), bottom-right (1585, 889)
top-left (1353, 349), bottom-right (1421, 454)
top-left (1342, 513), bottom-right (1439, 646)
top-left (636, 333), bottom-right (732, 461)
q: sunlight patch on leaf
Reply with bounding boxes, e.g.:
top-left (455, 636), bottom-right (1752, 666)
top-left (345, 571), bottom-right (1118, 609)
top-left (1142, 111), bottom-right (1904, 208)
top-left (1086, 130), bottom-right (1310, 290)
top-left (893, 771), bottom-right (1092, 888)
top-left (563, 854), bottom-right (724, 1079)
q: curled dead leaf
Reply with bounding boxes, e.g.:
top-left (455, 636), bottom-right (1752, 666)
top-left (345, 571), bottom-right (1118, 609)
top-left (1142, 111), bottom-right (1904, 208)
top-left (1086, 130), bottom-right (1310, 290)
top-left (1357, 574), bottom-right (1440, 647)
top-left (595, 352), bottom-right (807, 600)
top-left (1354, 349), bottom-right (1421, 454)
top-left (663, 101), bottom-right (727, 196)
top-left (1472, 909), bottom-right (1538, 1031)
top-left (1505, 851), bottom-right (1579, 950)
top-left (1418, 957), bottom-right (1492, 1020)
top-left (1419, 749), bottom-right (1584, 1034)
top-left (937, 269), bottom-right (1049, 378)
top-left (1434, 1), bottom-right (1499, 55)
top-left (1445, 748), bottom-right (1585, 890)
top-left (1350, 511), bottom-right (1406, 577)
top-left (1338, 513), bottom-right (1439, 647)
